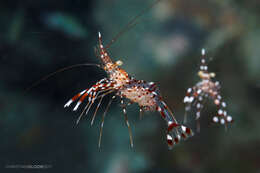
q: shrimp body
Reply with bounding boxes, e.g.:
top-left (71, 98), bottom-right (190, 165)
top-left (195, 77), bottom-right (220, 99)
top-left (64, 32), bottom-right (193, 149)
top-left (119, 80), bottom-right (157, 109)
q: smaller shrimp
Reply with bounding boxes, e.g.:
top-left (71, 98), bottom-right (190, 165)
top-left (183, 49), bottom-right (233, 132)
top-left (64, 32), bottom-right (193, 149)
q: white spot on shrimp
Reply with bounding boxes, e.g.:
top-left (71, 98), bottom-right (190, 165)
top-left (218, 109), bottom-right (223, 115)
top-left (201, 48), bottom-right (205, 56)
top-left (187, 88), bottom-right (192, 93)
top-left (197, 89), bottom-right (202, 94)
top-left (177, 134), bottom-right (181, 140)
top-left (167, 134), bottom-right (172, 140)
top-left (181, 126), bottom-right (187, 132)
top-left (98, 31), bottom-right (101, 38)
top-left (196, 103), bottom-right (201, 109)
top-left (168, 121), bottom-right (173, 126)
top-left (87, 89), bottom-right (92, 94)
top-left (184, 96), bottom-right (190, 103)
top-left (88, 96), bottom-right (92, 102)
top-left (222, 102), bottom-right (226, 107)
top-left (189, 96), bottom-right (194, 103)
top-left (80, 90), bottom-right (86, 95)
top-left (162, 101), bottom-right (167, 107)
top-left (152, 92), bottom-right (158, 96)
top-left (196, 112), bottom-right (200, 119)
top-left (227, 116), bottom-right (232, 122)
top-left (213, 116), bottom-right (219, 123)
top-left (220, 119), bottom-right (225, 124)
top-left (73, 101), bottom-right (82, 111)
top-left (64, 99), bottom-right (73, 108)
top-left (214, 99), bottom-right (220, 105)
top-left (185, 106), bottom-right (191, 111)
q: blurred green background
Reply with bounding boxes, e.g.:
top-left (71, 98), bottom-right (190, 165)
top-left (0, 0), bottom-right (260, 172)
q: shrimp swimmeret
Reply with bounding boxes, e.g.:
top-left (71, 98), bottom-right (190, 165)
top-left (64, 32), bottom-right (194, 149)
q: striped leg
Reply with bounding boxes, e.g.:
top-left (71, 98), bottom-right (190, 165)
top-left (191, 90), bottom-right (205, 132)
top-left (194, 98), bottom-right (203, 133)
top-left (183, 86), bottom-right (205, 132)
top-left (64, 89), bottom-right (87, 108)
top-left (64, 78), bottom-right (116, 124)
top-left (76, 88), bottom-right (114, 124)
top-left (156, 100), bottom-right (193, 149)
top-left (64, 78), bottom-right (110, 110)
top-left (75, 88), bottom-right (99, 124)
top-left (212, 94), bottom-right (233, 129)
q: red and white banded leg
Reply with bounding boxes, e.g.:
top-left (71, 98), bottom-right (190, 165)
top-left (156, 100), bottom-right (193, 149)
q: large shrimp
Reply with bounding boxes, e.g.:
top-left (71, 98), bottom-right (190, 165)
top-left (183, 49), bottom-right (233, 132)
top-left (64, 32), bottom-right (193, 149)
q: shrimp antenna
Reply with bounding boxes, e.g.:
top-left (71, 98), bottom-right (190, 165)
top-left (105, 0), bottom-right (162, 49)
top-left (25, 63), bottom-right (101, 93)
top-left (26, 0), bottom-right (162, 93)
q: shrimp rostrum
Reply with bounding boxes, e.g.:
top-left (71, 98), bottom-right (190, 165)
top-left (64, 32), bottom-right (193, 149)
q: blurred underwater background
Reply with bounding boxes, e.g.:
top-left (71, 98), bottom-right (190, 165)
top-left (0, 0), bottom-right (260, 172)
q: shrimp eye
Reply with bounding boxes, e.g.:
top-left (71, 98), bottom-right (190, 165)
top-left (116, 60), bottom-right (123, 66)
top-left (210, 72), bottom-right (216, 78)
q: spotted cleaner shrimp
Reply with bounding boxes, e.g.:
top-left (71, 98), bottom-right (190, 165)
top-left (27, 0), bottom-right (193, 149)
top-left (183, 49), bottom-right (233, 132)
top-left (64, 32), bottom-right (193, 149)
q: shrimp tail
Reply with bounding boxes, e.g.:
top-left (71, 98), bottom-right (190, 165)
top-left (156, 101), bottom-right (193, 149)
